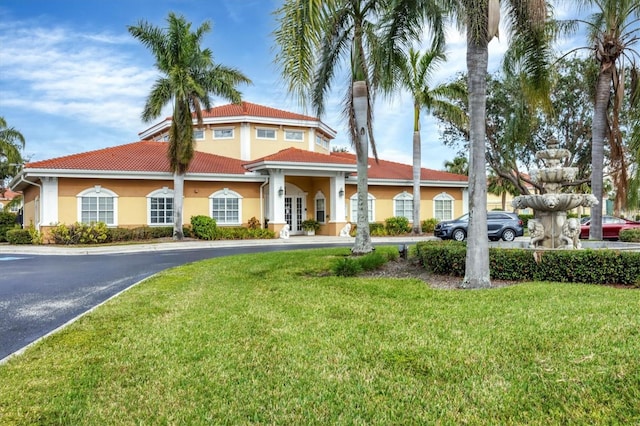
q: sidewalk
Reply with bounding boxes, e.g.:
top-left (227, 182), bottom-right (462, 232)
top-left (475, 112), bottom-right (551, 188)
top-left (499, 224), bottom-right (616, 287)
top-left (0, 235), bottom-right (440, 256)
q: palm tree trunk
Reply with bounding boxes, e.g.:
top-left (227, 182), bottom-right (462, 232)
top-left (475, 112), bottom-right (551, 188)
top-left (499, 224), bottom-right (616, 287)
top-left (590, 68), bottom-right (611, 240)
top-left (501, 191), bottom-right (506, 211)
top-left (461, 37), bottom-right (491, 289)
top-left (351, 81), bottom-right (373, 255)
top-left (412, 129), bottom-right (422, 234)
top-left (173, 172), bottom-right (185, 240)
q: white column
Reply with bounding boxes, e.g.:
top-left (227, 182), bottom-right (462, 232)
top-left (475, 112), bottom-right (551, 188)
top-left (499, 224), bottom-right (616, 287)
top-left (240, 122), bottom-right (251, 160)
top-left (41, 176), bottom-right (59, 225)
top-left (268, 171), bottom-right (286, 225)
top-left (462, 188), bottom-right (469, 214)
top-left (330, 174), bottom-right (346, 222)
top-left (308, 128), bottom-right (316, 152)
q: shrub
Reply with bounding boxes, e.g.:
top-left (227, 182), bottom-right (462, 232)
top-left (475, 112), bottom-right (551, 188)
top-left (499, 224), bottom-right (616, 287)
top-left (6, 228), bottom-right (32, 245)
top-left (421, 218), bottom-right (439, 233)
top-left (369, 222), bottom-right (386, 236)
top-left (248, 216), bottom-right (261, 230)
top-left (0, 211), bottom-right (18, 242)
top-left (415, 240), bottom-right (640, 285)
top-left (190, 215), bottom-right (217, 240)
top-left (301, 219), bottom-right (321, 232)
top-left (518, 214), bottom-right (534, 229)
top-left (332, 257), bottom-right (363, 277)
top-left (384, 216), bottom-right (410, 235)
top-left (50, 222), bottom-right (110, 245)
top-left (358, 251), bottom-right (387, 271)
top-left (620, 228), bottom-right (640, 243)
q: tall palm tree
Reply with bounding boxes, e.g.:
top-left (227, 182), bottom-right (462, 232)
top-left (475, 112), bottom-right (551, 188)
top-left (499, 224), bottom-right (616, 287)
top-left (391, 47), bottom-right (467, 234)
top-left (274, 1), bottom-right (380, 254)
top-left (389, 0), bottom-right (551, 287)
top-left (572, 0), bottom-right (639, 239)
top-left (487, 171), bottom-right (519, 211)
top-left (129, 13), bottom-right (251, 240)
top-left (0, 117), bottom-right (25, 193)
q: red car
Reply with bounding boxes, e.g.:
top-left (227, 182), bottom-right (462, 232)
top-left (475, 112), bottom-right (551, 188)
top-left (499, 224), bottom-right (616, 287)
top-left (579, 215), bottom-right (640, 240)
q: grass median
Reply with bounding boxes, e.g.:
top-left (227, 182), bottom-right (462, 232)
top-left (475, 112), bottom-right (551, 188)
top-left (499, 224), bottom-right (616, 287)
top-left (1, 247), bottom-right (639, 425)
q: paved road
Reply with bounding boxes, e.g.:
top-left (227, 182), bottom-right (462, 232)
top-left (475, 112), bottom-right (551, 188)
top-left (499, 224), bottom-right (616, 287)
top-left (0, 241), bottom-right (357, 362)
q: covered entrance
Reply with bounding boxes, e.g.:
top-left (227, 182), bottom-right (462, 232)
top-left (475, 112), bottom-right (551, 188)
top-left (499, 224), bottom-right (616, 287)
top-left (284, 195), bottom-right (304, 234)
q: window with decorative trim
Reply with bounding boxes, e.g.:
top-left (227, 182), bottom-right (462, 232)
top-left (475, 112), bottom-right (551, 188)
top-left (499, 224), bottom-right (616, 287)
top-left (77, 186), bottom-right (118, 226)
top-left (285, 130), bottom-right (304, 142)
top-left (213, 128), bottom-right (234, 139)
top-left (256, 128), bottom-right (276, 139)
top-left (350, 193), bottom-right (375, 222)
top-left (434, 192), bottom-right (454, 221)
top-left (394, 192), bottom-right (413, 221)
top-left (210, 188), bottom-right (242, 225)
top-left (314, 191), bottom-right (326, 223)
top-left (147, 187), bottom-right (174, 225)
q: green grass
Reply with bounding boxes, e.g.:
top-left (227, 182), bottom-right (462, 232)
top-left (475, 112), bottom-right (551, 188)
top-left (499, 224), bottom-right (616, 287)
top-left (1, 247), bottom-right (639, 425)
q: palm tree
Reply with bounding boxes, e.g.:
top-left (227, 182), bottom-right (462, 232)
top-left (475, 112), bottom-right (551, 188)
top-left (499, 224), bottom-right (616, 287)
top-left (487, 171), bottom-right (519, 211)
top-left (129, 13), bottom-right (251, 240)
top-left (389, 0), bottom-right (551, 287)
top-left (0, 117), bottom-right (25, 193)
top-left (444, 156), bottom-right (469, 176)
top-left (274, 1), bottom-right (394, 254)
top-left (572, 0), bottom-right (640, 239)
top-left (391, 47), bottom-right (467, 234)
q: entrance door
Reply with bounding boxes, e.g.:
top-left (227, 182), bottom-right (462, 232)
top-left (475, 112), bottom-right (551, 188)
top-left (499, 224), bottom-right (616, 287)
top-left (284, 196), bottom-right (304, 234)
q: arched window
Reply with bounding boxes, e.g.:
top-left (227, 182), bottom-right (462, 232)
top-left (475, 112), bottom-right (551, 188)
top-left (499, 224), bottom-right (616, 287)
top-left (77, 186), bottom-right (118, 226)
top-left (393, 191), bottom-right (413, 221)
top-left (147, 187), bottom-right (174, 225)
top-left (314, 191), bottom-right (326, 223)
top-left (210, 188), bottom-right (242, 225)
top-left (350, 192), bottom-right (375, 222)
top-left (434, 192), bottom-right (454, 221)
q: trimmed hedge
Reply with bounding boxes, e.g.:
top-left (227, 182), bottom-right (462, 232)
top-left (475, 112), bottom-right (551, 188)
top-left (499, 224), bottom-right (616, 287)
top-left (620, 228), bottom-right (640, 242)
top-left (416, 240), bottom-right (640, 286)
top-left (6, 228), bottom-right (32, 245)
top-left (0, 211), bottom-right (18, 242)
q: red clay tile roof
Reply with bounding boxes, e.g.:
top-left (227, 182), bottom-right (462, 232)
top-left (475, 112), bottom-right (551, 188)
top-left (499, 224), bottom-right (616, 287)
top-left (248, 148), bottom-right (356, 165)
top-left (202, 101), bottom-right (320, 122)
top-left (330, 152), bottom-right (468, 182)
top-left (25, 141), bottom-right (247, 174)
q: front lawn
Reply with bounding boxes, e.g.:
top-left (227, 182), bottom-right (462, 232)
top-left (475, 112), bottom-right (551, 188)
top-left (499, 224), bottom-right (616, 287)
top-left (1, 247), bottom-right (639, 424)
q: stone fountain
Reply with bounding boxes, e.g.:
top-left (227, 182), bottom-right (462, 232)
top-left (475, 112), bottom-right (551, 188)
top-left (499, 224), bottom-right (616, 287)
top-left (512, 138), bottom-right (598, 249)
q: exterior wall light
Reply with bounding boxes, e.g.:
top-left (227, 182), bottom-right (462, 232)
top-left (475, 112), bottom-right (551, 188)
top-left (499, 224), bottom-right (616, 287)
top-left (278, 186), bottom-right (284, 196)
top-left (339, 188), bottom-right (344, 197)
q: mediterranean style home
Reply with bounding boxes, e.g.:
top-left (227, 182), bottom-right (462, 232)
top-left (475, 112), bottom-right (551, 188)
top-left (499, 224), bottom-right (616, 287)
top-left (10, 102), bottom-right (469, 237)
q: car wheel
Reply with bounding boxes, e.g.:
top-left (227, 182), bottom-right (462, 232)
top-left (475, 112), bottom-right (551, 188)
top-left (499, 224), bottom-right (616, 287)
top-left (452, 229), bottom-right (466, 241)
top-left (501, 229), bottom-right (516, 242)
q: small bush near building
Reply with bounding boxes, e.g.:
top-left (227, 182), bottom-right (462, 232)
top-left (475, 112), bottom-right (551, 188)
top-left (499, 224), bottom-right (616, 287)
top-left (6, 228), bottom-right (32, 244)
top-left (620, 228), bottom-right (640, 242)
top-left (0, 211), bottom-right (18, 242)
top-left (416, 240), bottom-right (640, 286)
top-left (332, 246), bottom-right (399, 277)
top-left (50, 222), bottom-right (110, 245)
top-left (421, 218), bottom-right (439, 233)
top-left (190, 215), bottom-right (217, 240)
top-left (385, 217), bottom-right (411, 235)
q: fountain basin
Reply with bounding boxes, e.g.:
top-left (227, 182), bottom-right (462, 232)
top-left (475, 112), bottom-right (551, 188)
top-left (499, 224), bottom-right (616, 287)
top-left (512, 193), bottom-right (597, 212)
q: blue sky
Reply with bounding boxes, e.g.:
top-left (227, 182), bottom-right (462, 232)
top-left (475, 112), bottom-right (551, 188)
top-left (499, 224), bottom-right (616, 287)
top-left (0, 1), bottom-right (582, 170)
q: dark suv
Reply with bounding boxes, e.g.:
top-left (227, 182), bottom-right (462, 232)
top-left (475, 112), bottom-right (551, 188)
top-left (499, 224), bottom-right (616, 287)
top-left (434, 212), bottom-right (524, 242)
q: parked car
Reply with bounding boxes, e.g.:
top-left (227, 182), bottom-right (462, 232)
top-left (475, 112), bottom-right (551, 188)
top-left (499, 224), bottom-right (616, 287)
top-left (579, 215), bottom-right (640, 240)
top-left (434, 211), bottom-right (524, 242)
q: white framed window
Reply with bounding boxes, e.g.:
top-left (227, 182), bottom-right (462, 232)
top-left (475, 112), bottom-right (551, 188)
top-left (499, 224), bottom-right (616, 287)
top-left (314, 191), bottom-right (326, 223)
top-left (193, 129), bottom-right (205, 140)
top-left (315, 135), bottom-right (330, 149)
top-left (213, 128), bottom-right (234, 139)
top-left (394, 192), bottom-right (414, 221)
top-left (434, 192), bottom-right (454, 221)
top-left (147, 187), bottom-right (174, 225)
top-left (350, 192), bottom-right (375, 222)
top-left (256, 128), bottom-right (276, 139)
top-left (285, 130), bottom-right (304, 142)
top-left (77, 186), bottom-right (118, 226)
top-left (210, 188), bottom-right (242, 225)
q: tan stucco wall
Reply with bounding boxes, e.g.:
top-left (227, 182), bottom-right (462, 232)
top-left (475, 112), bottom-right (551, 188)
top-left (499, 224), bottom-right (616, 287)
top-left (344, 186), bottom-right (466, 223)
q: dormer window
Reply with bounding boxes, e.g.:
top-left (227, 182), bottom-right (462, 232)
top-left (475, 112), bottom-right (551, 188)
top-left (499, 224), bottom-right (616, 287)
top-left (285, 130), bottom-right (304, 142)
top-left (213, 128), bottom-right (234, 139)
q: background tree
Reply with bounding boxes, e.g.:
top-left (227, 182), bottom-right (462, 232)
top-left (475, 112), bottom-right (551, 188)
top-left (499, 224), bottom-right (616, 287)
top-left (129, 13), bottom-right (251, 240)
top-left (443, 156), bottom-right (469, 175)
top-left (390, 47), bottom-right (466, 234)
top-left (0, 117), bottom-right (25, 195)
top-left (571, 0), bottom-right (640, 238)
top-left (487, 171), bottom-right (519, 210)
